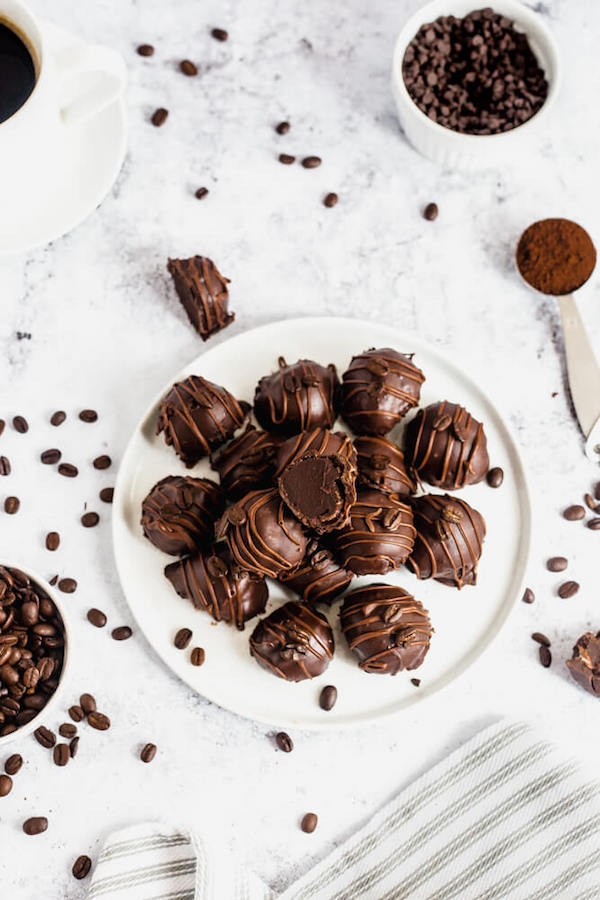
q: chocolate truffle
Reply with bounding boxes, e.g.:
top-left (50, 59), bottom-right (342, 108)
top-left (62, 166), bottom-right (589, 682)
top-left (156, 375), bottom-right (249, 466)
top-left (404, 400), bottom-right (489, 489)
top-left (165, 544), bottom-right (267, 630)
top-left (340, 583), bottom-right (432, 675)
top-left (249, 601), bottom-right (334, 681)
top-left (408, 493), bottom-right (486, 588)
top-left (217, 488), bottom-right (308, 578)
top-left (141, 475), bottom-right (225, 556)
top-left (566, 632), bottom-right (600, 697)
top-left (275, 429), bottom-right (357, 533)
top-left (331, 489), bottom-right (415, 576)
top-left (211, 424), bottom-right (281, 500)
top-left (253, 357), bottom-right (340, 436)
top-left (167, 255), bottom-right (234, 341)
top-left (354, 435), bottom-right (416, 498)
top-left (279, 540), bottom-right (353, 604)
top-left (340, 348), bottom-right (425, 436)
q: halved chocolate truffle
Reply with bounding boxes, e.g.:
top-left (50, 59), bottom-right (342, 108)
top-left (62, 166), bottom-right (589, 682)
top-left (141, 475), bottom-right (225, 556)
top-left (331, 489), bottom-right (415, 576)
top-left (566, 632), bottom-right (600, 697)
top-left (165, 544), bottom-right (267, 630)
top-left (340, 583), bottom-right (432, 674)
top-left (273, 427), bottom-right (356, 476)
top-left (249, 601), bottom-right (334, 681)
top-left (279, 540), bottom-right (353, 604)
top-left (167, 255), bottom-right (234, 341)
top-left (217, 488), bottom-right (308, 578)
top-left (404, 400), bottom-right (489, 489)
top-left (156, 375), bottom-right (249, 467)
top-left (407, 493), bottom-right (486, 588)
top-left (354, 435), bottom-right (416, 498)
top-left (340, 348), bottom-right (425, 436)
top-left (253, 358), bottom-right (340, 436)
top-left (211, 424), bottom-right (281, 500)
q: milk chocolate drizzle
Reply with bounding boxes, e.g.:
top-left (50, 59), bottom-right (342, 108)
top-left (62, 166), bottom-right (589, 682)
top-left (332, 489), bottom-right (416, 576)
top-left (354, 435), bottom-right (416, 497)
top-left (167, 255), bottom-right (234, 341)
top-left (141, 475), bottom-right (225, 556)
top-left (279, 540), bottom-right (353, 604)
top-left (274, 427), bottom-right (356, 477)
top-left (341, 348), bottom-right (425, 436)
top-left (254, 358), bottom-right (339, 436)
top-left (249, 601), bottom-right (334, 681)
top-left (211, 424), bottom-right (281, 499)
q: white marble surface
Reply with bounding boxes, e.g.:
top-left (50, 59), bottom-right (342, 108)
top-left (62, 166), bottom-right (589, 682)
top-left (1, 0), bottom-right (600, 896)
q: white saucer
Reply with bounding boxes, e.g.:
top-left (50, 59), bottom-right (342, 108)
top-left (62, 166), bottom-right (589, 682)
top-left (113, 317), bottom-right (532, 730)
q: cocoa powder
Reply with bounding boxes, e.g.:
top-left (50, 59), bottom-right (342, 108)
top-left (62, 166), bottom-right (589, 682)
top-left (516, 218), bottom-right (596, 296)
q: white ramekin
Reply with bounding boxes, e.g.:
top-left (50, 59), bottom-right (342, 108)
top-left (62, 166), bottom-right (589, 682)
top-left (0, 565), bottom-right (71, 748)
top-left (392, 0), bottom-right (561, 168)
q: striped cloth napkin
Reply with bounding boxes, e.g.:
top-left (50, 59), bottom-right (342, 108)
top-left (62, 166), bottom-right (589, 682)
top-left (88, 720), bottom-right (600, 900)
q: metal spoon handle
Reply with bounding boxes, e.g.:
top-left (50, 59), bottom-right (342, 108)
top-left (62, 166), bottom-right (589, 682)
top-left (558, 293), bottom-right (600, 461)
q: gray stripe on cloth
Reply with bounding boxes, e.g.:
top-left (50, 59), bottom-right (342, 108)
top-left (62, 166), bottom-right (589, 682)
top-left (99, 834), bottom-right (190, 862)
top-left (146, 892), bottom-right (196, 900)
top-left (89, 859), bottom-right (197, 897)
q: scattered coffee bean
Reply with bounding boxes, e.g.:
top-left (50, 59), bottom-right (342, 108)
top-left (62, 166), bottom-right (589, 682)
top-left (547, 557), bottom-right (567, 572)
top-left (323, 192), bottom-right (338, 208)
top-left (279, 153), bottom-right (295, 165)
top-left (486, 466), bottom-right (504, 488)
top-left (174, 627), bottom-right (192, 650)
top-left (302, 156), bottom-right (321, 169)
top-left (301, 813), bottom-right (318, 834)
top-left (58, 463), bottom-right (78, 478)
top-left (87, 608), bottom-right (107, 628)
top-left (4, 496), bottom-right (19, 514)
top-left (275, 121), bottom-right (290, 135)
top-left (180, 59), bottom-right (198, 76)
top-left (411, 677), bottom-right (421, 687)
top-left (563, 505), bottom-right (585, 521)
top-left (539, 645), bottom-right (552, 668)
top-left (72, 855), bottom-right (92, 879)
top-left (40, 449), bottom-right (61, 464)
top-left (34, 726), bottom-right (56, 748)
top-left (69, 736), bottom-right (79, 758)
top-left (558, 581), bottom-right (579, 599)
top-left (319, 685), bottom-right (337, 711)
top-left (45, 532), bottom-right (60, 551)
top-left (68, 706), bottom-right (85, 723)
top-left (50, 411), bottom-right (66, 426)
top-left (112, 626), bottom-right (132, 641)
top-left (0, 419), bottom-right (4, 436)
top-left (80, 693), bottom-right (96, 715)
top-left (93, 455), bottom-right (111, 470)
top-left (522, 587), bottom-right (535, 604)
top-left (594, 482), bottom-right (600, 501)
top-left (49, 575), bottom-right (58, 586)
top-left (0, 774), bottom-right (13, 796)
top-left (53, 743), bottom-right (69, 767)
top-left (140, 742), bottom-right (157, 763)
top-left (585, 493), bottom-right (596, 510)
top-left (12, 415), bottom-right (28, 433)
top-left (531, 632), bottom-right (551, 647)
top-left (195, 187), bottom-right (209, 199)
top-left (99, 487), bottom-right (114, 504)
top-left (137, 44), bottom-right (154, 57)
top-left (88, 711), bottom-right (110, 731)
top-left (588, 518), bottom-right (600, 531)
top-left (58, 578), bottom-right (77, 594)
top-left (81, 512), bottom-right (99, 528)
top-left (211, 27), bottom-right (228, 41)
top-left (79, 409), bottom-right (98, 423)
top-left (190, 647), bottom-right (205, 666)
top-left (275, 732), bottom-right (293, 753)
top-left (151, 107), bottom-right (169, 127)
top-left (423, 202), bottom-right (438, 221)
top-left (5, 754), bottom-right (23, 775)
top-left (59, 723), bottom-right (77, 739)
top-left (0, 456), bottom-right (11, 475)
top-left (23, 816), bottom-right (48, 835)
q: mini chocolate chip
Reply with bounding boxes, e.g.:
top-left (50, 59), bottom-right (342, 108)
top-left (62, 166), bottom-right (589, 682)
top-left (137, 44), bottom-right (154, 57)
top-left (275, 731), bottom-right (293, 752)
top-left (301, 812), bottom-right (318, 833)
top-left (87, 608), bottom-right (107, 628)
top-left (140, 742), bottom-right (157, 763)
top-left (423, 202), bottom-right (438, 221)
top-left (190, 647), bottom-right (205, 666)
top-left (111, 626), bottom-right (132, 641)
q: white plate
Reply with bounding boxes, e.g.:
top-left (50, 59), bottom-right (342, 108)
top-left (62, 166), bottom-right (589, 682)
top-left (113, 317), bottom-right (531, 730)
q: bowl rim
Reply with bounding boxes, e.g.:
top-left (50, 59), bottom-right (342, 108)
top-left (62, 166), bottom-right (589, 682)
top-left (0, 564), bottom-right (71, 748)
top-left (391, 0), bottom-right (562, 145)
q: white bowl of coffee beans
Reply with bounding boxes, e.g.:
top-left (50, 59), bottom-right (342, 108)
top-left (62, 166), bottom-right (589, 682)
top-left (392, 0), bottom-right (561, 167)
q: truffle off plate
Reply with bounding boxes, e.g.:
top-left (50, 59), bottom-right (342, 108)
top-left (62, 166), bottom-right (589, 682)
top-left (113, 317), bottom-right (531, 730)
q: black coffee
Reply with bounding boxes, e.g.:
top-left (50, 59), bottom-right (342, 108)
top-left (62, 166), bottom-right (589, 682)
top-left (0, 22), bottom-right (36, 124)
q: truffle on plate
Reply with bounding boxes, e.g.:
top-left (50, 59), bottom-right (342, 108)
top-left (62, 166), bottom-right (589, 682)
top-left (331, 489), bottom-right (415, 576)
top-left (211, 424), bottom-right (281, 500)
top-left (167, 255), bottom-right (234, 340)
top-left (253, 358), bottom-right (340, 436)
top-left (249, 601), bottom-right (334, 681)
top-left (279, 539), bottom-right (353, 604)
top-left (340, 583), bottom-right (432, 674)
top-left (141, 475), bottom-right (225, 556)
top-left (407, 494), bottom-right (486, 588)
top-left (566, 632), bottom-right (600, 697)
top-left (354, 435), bottom-right (416, 498)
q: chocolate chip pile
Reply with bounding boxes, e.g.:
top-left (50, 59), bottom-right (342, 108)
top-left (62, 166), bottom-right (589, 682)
top-left (402, 8), bottom-right (548, 135)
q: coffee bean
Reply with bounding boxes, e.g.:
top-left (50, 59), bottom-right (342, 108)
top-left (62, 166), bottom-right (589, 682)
top-left (40, 449), bottom-right (61, 465)
top-left (93, 455), bottom-right (111, 470)
top-left (180, 59), bottom-right (197, 76)
top-left (4, 496), bottom-right (19, 514)
top-left (45, 532), bottom-right (60, 551)
top-left (81, 512), bottom-right (99, 528)
top-left (423, 202), bottom-right (438, 221)
top-left (547, 557), bottom-right (567, 572)
top-left (58, 578), bottom-right (77, 594)
top-left (190, 647), bottom-right (205, 666)
top-left (539, 645), bottom-right (552, 668)
top-left (301, 813), bottom-right (318, 833)
top-left (72, 855), bottom-right (92, 879)
top-left (69, 736), bottom-right (79, 757)
top-left (50, 411), bottom-right (66, 426)
top-left (594, 482), bottom-right (600, 501)
top-left (532, 632), bottom-right (551, 647)
top-left (87, 608), bottom-right (107, 628)
top-left (302, 156), bottom-right (321, 168)
top-left (486, 467), bottom-right (504, 488)
top-left (34, 725), bottom-right (56, 748)
top-left (151, 108), bottom-right (168, 127)
top-left (522, 587), bottom-right (535, 604)
top-left (23, 816), bottom-right (47, 835)
top-left (99, 487), bottom-right (114, 504)
top-left (49, 575), bottom-right (58, 586)
top-left (585, 493), bottom-right (596, 510)
top-left (411, 677), bottom-right (421, 686)
top-left (174, 628), bottom-right (192, 650)
top-left (275, 121), bottom-right (290, 135)
top-left (319, 685), bottom-right (337, 711)
top-left (275, 732), bottom-right (293, 752)
top-left (0, 774), bottom-right (12, 796)
top-left (79, 409), bottom-right (98, 423)
top-left (58, 463), bottom-right (78, 478)
top-left (323, 193), bottom-right (338, 208)
top-left (279, 154), bottom-right (295, 165)
top-left (69, 705), bottom-right (84, 722)
top-left (563, 505), bottom-right (585, 521)
top-left (53, 743), bottom-right (69, 767)
top-left (195, 187), bottom-right (209, 199)
top-left (211, 27), bottom-right (228, 41)
top-left (5, 753), bottom-right (22, 775)
top-left (137, 44), bottom-right (154, 57)
top-left (0, 456), bottom-right (11, 476)
top-left (88, 711), bottom-right (110, 731)
top-left (12, 415), bottom-right (28, 433)
top-left (557, 581), bottom-right (579, 599)
top-left (80, 693), bottom-right (96, 715)
top-left (588, 518), bottom-right (600, 531)
top-left (140, 742), bottom-right (157, 763)
top-left (0, 419), bottom-right (4, 436)
top-left (112, 626), bottom-right (132, 641)
top-left (59, 723), bottom-right (77, 739)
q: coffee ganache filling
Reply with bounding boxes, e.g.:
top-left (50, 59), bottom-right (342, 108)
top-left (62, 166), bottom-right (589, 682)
top-left (167, 255), bottom-right (234, 341)
top-left (566, 631), bottom-right (600, 698)
top-left (340, 348), bottom-right (425, 436)
top-left (211, 424), bottom-right (282, 500)
top-left (340, 583), bottom-right (433, 675)
top-left (249, 601), bottom-right (334, 681)
top-left (141, 475), bottom-right (225, 556)
top-left (279, 539), bottom-right (353, 604)
top-left (156, 374), bottom-right (250, 466)
top-left (404, 400), bottom-right (489, 489)
top-left (354, 435), bottom-right (416, 498)
top-left (331, 489), bottom-right (416, 576)
top-left (253, 357), bottom-right (340, 436)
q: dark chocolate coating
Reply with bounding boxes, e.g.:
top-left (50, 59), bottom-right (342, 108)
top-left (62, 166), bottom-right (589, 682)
top-left (211, 424), bottom-right (281, 500)
top-left (273, 427), bottom-right (356, 477)
top-left (217, 488), bottom-right (308, 578)
top-left (279, 539), bottom-right (353, 604)
top-left (249, 601), bottom-right (334, 681)
top-left (341, 348), bottom-right (425, 436)
top-left (407, 494), bottom-right (486, 588)
top-left (156, 375), bottom-right (250, 467)
top-left (340, 583), bottom-right (432, 674)
top-left (253, 358), bottom-right (340, 436)
top-left (167, 255), bottom-right (234, 341)
top-left (165, 543), bottom-right (267, 630)
top-left (141, 475), bottom-right (225, 556)
top-left (331, 489), bottom-right (415, 576)
top-left (566, 632), bottom-right (600, 697)
top-left (354, 435), bottom-right (416, 498)
top-left (404, 400), bottom-right (489, 490)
